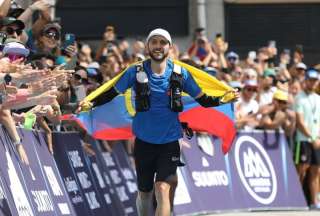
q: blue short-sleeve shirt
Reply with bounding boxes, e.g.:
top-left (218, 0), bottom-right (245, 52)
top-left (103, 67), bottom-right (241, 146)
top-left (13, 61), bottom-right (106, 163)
top-left (114, 59), bottom-right (201, 144)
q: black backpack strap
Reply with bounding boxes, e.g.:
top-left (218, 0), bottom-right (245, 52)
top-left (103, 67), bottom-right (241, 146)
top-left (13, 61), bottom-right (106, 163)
top-left (135, 61), bottom-right (150, 112)
top-left (169, 63), bottom-right (184, 112)
top-left (136, 61), bottom-right (144, 73)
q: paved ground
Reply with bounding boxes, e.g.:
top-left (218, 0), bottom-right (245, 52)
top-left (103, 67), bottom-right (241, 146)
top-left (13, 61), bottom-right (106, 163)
top-left (202, 210), bottom-right (320, 216)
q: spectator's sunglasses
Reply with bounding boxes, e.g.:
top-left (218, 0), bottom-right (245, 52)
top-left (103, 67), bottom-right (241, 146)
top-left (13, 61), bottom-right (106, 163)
top-left (4, 27), bottom-right (22, 36)
top-left (244, 87), bottom-right (257, 92)
top-left (5, 53), bottom-right (26, 62)
top-left (278, 79), bottom-right (289, 84)
top-left (276, 99), bottom-right (287, 105)
top-left (44, 31), bottom-right (60, 40)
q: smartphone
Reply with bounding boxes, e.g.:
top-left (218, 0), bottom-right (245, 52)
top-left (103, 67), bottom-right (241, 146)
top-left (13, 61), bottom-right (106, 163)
top-left (63, 33), bottom-right (75, 49)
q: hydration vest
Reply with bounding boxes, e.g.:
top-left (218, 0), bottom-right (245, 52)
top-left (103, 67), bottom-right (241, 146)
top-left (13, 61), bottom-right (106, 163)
top-left (134, 61), bottom-right (183, 112)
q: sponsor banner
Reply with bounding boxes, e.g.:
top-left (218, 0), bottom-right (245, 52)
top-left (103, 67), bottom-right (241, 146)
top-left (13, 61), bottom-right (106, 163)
top-left (111, 142), bottom-right (138, 215)
top-left (100, 144), bottom-right (137, 215)
top-left (53, 132), bottom-right (93, 216)
top-left (29, 130), bottom-right (75, 215)
top-left (230, 131), bottom-right (307, 208)
top-left (174, 131), bottom-right (307, 215)
top-left (0, 171), bottom-right (15, 216)
top-left (84, 137), bottom-right (126, 216)
top-left (53, 132), bottom-right (108, 215)
top-left (17, 129), bottom-right (59, 216)
top-left (90, 142), bottom-right (127, 216)
top-left (0, 126), bottom-right (35, 216)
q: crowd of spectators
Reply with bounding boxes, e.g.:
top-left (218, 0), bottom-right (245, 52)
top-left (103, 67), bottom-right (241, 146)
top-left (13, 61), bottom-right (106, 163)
top-left (0, 0), bottom-right (320, 208)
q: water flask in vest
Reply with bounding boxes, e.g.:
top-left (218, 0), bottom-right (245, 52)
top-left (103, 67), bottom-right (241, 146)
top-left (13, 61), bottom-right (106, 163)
top-left (170, 73), bottom-right (183, 112)
top-left (135, 71), bottom-right (150, 112)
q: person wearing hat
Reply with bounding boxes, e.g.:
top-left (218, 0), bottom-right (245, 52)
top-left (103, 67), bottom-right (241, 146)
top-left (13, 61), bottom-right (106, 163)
top-left (292, 62), bottom-right (307, 82)
top-left (258, 68), bottom-right (277, 106)
top-left (226, 51), bottom-right (239, 68)
top-left (294, 68), bottom-right (320, 208)
top-left (79, 28), bottom-right (239, 216)
top-left (26, 22), bottom-right (61, 60)
top-left (259, 89), bottom-right (295, 141)
top-left (2, 38), bottom-right (30, 62)
top-left (0, 16), bottom-right (25, 41)
top-left (235, 79), bottom-right (259, 130)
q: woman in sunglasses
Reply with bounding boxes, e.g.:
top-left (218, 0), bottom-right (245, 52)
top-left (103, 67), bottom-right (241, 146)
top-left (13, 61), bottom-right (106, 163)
top-left (26, 23), bottom-right (61, 60)
top-left (35, 23), bottom-right (61, 56)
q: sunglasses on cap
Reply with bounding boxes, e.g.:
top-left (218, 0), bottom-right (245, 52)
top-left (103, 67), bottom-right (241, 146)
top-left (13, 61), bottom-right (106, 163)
top-left (228, 57), bottom-right (237, 61)
top-left (245, 87), bottom-right (257, 92)
top-left (44, 31), bottom-right (60, 40)
top-left (278, 79), bottom-right (289, 84)
top-left (276, 99), bottom-right (287, 104)
top-left (4, 27), bottom-right (23, 36)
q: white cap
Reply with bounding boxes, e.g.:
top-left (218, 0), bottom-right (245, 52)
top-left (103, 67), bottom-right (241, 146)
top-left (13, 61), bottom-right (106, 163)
top-left (87, 61), bottom-right (100, 69)
top-left (3, 42), bottom-right (30, 56)
top-left (146, 28), bottom-right (172, 45)
top-left (296, 62), bottom-right (307, 70)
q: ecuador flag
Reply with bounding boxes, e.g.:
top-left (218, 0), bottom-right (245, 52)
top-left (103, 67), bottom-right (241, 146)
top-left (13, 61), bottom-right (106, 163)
top-left (66, 60), bottom-right (237, 154)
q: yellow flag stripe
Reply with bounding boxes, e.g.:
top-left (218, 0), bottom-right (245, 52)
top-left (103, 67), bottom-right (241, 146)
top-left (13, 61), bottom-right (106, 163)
top-left (85, 59), bottom-right (235, 103)
top-left (124, 89), bottom-right (136, 116)
top-left (173, 60), bottom-right (232, 97)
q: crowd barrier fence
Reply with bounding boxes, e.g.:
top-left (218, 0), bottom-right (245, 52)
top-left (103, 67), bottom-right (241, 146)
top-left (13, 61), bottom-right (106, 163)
top-left (0, 126), bottom-right (308, 216)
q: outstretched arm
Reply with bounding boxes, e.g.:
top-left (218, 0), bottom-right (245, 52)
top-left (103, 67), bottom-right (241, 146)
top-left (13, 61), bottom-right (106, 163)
top-left (91, 87), bottom-right (119, 107)
top-left (195, 90), bottom-right (240, 107)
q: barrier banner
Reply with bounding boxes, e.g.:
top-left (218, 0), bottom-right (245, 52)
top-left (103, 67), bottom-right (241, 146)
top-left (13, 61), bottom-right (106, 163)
top-left (85, 151), bottom-right (124, 216)
top-left (0, 171), bottom-right (14, 216)
top-left (17, 129), bottom-right (58, 216)
top-left (28, 130), bottom-right (75, 216)
top-left (174, 131), bottom-right (307, 215)
top-left (53, 132), bottom-right (108, 215)
top-left (0, 127), bottom-right (35, 216)
top-left (90, 142), bottom-right (126, 216)
top-left (101, 148), bottom-right (137, 215)
top-left (111, 142), bottom-right (138, 213)
top-left (53, 132), bottom-right (94, 216)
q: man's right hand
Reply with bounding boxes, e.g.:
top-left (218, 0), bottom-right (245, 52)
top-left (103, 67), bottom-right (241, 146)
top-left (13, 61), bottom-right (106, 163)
top-left (76, 100), bottom-right (93, 113)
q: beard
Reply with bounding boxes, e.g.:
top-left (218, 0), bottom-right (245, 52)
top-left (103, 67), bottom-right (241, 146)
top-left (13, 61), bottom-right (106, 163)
top-left (149, 48), bottom-right (168, 63)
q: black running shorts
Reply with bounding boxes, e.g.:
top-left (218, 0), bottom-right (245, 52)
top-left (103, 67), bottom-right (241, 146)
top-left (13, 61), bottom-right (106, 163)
top-left (133, 138), bottom-right (181, 192)
top-left (295, 141), bottom-right (320, 165)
